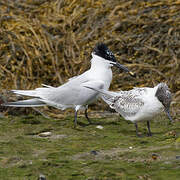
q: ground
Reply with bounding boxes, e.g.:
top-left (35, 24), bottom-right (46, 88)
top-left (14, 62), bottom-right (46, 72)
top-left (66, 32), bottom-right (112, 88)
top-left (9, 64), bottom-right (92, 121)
top-left (0, 112), bottom-right (179, 180)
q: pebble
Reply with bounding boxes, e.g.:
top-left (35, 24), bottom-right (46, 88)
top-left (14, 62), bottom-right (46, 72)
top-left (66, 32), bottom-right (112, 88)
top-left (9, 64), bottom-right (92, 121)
top-left (39, 132), bottom-right (52, 137)
top-left (96, 125), bottom-right (103, 130)
top-left (38, 174), bottom-right (46, 180)
top-left (90, 150), bottom-right (98, 155)
top-left (152, 153), bottom-right (159, 160)
top-left (176, 155), bottom-right (180, 160)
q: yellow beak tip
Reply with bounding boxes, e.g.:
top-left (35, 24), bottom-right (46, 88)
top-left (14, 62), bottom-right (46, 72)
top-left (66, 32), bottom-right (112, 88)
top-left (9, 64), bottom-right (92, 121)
top-left (129, 71), bottom-right (135, 76)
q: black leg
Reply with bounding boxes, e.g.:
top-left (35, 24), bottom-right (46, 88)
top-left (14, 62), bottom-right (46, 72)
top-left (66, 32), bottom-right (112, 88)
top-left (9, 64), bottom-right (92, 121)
top-left (135, 123), bottom-right (140, 137)
top-left (85, 108), bottom-right (92, 124)
top-left (74, 111), bottom-right (78, 128)
top-left (147, 121), bottom-right (152, 136)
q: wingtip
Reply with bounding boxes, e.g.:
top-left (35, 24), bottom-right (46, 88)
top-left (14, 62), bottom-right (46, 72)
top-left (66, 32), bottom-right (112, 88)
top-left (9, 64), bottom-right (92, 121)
top-left (83, 86), bottom-right (95, 91)
top-left (9, 90), bottom-right (18, 94)
top-left (83, 85), bottom-right (90, 88)
top-left (1, 103), bottom-right (10, 107)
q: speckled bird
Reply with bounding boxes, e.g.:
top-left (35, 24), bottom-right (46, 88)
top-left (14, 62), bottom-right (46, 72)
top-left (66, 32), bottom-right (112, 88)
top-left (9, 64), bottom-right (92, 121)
top-left (84, 83), bottom-right (173, 136)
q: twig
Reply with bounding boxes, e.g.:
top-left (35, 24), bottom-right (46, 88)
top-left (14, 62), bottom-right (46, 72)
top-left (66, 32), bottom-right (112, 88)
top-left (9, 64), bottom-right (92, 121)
top-left (32, 107), bottom-right (50, 119)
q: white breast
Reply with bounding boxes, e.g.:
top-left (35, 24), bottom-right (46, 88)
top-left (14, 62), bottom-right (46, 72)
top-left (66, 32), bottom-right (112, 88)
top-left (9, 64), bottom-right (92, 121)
top-left (128, 87), bottom-right (164, 122)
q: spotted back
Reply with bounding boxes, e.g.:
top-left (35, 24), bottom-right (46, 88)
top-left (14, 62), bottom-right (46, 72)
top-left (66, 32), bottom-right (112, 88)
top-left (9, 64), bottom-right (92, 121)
top-left (102, 88), bottom-right (146, 117)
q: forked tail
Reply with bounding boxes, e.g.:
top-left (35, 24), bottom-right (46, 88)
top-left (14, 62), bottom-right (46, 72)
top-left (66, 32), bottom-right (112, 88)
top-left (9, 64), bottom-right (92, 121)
top-left (2, 98), bottom-right (45, 107)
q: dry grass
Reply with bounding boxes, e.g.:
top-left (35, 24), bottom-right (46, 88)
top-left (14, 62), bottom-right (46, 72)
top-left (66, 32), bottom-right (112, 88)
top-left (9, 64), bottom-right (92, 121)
top-left (0, 0), bottom-right (180, 114)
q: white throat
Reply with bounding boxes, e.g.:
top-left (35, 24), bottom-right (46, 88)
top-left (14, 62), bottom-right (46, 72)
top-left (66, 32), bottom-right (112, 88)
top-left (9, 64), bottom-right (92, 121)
top-left (89, 54), bottom-right (113, 90)
top-left (90, 53), bottom-right (113, 69)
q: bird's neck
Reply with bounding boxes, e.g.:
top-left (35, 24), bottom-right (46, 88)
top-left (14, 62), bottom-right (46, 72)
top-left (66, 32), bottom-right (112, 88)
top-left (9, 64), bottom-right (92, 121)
top-left (89, 55), bottom-right (112, 90)
top-left (90, 54), bottom-right (111, 70)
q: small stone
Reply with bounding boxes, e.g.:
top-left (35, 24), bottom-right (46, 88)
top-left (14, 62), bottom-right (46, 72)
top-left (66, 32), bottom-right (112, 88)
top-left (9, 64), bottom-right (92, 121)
top-left (167, 130), bottom-right (176, 137)
top-left (38, 174), bottom-right (46, 180)
top-left (39, 132), bottom-right (52, 137)
top-left (90, 150), bottom-right (98, 155)
top-left (176, 155), bottom-right (180, 160)
top-left (152, 153), bottom-right (159, 160)
top-left (96, 125), bottom-right (103, 129)
top-left (0, 113), bottom-right (5, 118)
top-left (129, 146), bottom-right (133, 149)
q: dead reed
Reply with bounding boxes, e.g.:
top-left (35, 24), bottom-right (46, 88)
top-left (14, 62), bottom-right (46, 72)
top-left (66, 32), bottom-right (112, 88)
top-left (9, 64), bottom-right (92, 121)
top-left (0, 0), bottom-right (179, 114)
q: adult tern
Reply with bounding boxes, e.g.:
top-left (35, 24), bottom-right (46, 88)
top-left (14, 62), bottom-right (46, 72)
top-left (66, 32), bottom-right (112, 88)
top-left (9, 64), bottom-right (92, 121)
top-left (4, 43), bottom-right (134, 127)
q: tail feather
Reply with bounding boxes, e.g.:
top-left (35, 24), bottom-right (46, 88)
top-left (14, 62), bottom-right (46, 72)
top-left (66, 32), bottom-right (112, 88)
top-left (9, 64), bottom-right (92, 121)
top-left (2, 98), bottom-right (45, 107)
top-left (11, 87), bottom-right (50, 97)
top-left (11, 90), bottom-right (39, 97)
top-left (41, 84), bottom-right (54, 88)
top-left (83, 85), bottom-right (119, 107)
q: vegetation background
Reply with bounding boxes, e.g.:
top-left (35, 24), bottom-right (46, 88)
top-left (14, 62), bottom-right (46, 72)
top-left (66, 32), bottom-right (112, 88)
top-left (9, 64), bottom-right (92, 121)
top-left (0, 1), bottom-right (180, 179)
top-left (0, 0), bottom-right (179, 116)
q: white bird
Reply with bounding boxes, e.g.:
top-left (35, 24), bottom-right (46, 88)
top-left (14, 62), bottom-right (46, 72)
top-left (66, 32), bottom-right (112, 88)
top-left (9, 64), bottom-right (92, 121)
top-left (3, 43), bottom-right (134, 127)
top-left (84, 83), bottom-right (173, 136)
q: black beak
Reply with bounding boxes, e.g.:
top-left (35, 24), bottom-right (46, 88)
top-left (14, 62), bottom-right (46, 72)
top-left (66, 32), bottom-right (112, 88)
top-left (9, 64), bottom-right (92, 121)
top-left (112, 62), bottom-right (135, 77)
top-left (165, 108), bottom-right (173, 123)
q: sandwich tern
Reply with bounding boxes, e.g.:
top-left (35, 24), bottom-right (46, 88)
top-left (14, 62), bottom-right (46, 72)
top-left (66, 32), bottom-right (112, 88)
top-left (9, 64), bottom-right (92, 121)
top-left (84, 83), bottom-right (173, 136)
top-left (3, 43), bottom-right (134, 127)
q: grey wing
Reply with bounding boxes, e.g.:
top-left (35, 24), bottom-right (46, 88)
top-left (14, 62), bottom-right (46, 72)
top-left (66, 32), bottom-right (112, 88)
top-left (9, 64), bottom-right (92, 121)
top-left (101, 92), bottom-right (120, 107)
top-left (10, 71), bottom-right (103, 108)
top-left (38, 79), bottom-right (105, 107)
top-left (109, 88), bottom-right (147, 117)
top-left (57, 70), bottom-right (90, 88)
top-left (113, 96), bottom-right (144, 117)
top-left (38, 72), bottom-right (88, 103)
top-left (102, 87), bottom-right (146, 110)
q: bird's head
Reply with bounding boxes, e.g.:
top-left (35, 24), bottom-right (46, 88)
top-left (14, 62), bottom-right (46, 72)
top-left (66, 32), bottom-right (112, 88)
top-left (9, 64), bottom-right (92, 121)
top-left (155, 83), bottom-right (173, 122)
top-left (92, 43), bottom-right (134, 77)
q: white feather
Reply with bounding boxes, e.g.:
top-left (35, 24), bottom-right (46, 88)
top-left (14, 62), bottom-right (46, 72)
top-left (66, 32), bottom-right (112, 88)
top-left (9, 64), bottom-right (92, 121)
top-left (4, 55), bottom-right (113, 111)
top-left (85, 84), bottom-right (166, 123)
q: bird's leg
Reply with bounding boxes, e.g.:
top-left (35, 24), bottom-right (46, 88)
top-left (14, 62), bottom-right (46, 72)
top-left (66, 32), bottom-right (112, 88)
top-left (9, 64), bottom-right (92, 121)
top-left (74, 110), bottom-right (78, 128)
top-left (85, 106), bottom-right (92, 124)
top-left (134, 123), bottom-right (141, 137)
top-left (147, 121), bottom-right (152, 136)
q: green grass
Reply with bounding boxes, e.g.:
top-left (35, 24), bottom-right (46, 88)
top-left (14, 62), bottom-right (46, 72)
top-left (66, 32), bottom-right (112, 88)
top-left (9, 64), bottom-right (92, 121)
top-left (0, 114), bottom-right (179, 180)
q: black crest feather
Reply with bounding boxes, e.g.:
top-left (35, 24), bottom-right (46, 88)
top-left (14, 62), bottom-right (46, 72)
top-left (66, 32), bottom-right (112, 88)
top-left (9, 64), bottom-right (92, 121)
top-left (93, 43), bottom-right (116, 62)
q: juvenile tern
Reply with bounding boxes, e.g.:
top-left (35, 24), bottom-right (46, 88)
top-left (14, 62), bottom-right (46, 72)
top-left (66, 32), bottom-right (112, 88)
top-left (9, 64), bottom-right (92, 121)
top-left (84, 83), bottom-right (173, 136)
top-left (3, 43), bottom-right (134, 127)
